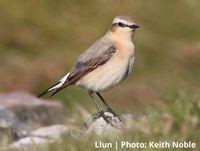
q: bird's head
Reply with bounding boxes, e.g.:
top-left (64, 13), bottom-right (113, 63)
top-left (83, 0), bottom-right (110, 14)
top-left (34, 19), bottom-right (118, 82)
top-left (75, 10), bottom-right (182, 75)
top-left (109, 16), bottom-right (139, 39)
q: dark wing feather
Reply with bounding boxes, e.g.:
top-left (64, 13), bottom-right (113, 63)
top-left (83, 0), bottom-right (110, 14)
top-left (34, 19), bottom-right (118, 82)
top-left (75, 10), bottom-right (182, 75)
top-left (37, 81), bottom-right (61, 97)
top-left (50, 45), bottom-right (116, 96)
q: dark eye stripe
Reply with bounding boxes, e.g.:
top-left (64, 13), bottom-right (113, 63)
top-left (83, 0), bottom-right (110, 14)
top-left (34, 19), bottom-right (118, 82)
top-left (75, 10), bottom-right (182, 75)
top-left (118, 22), bottom-right (127, 27)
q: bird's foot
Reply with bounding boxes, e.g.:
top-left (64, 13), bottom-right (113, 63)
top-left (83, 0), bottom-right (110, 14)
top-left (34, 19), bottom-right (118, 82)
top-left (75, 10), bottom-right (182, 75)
top-left (92, 110), bottom-right (110, 123)
top-left (106, 108), bottom-right (125, 125)
top-left (92, 109), bottom-right (125, 128)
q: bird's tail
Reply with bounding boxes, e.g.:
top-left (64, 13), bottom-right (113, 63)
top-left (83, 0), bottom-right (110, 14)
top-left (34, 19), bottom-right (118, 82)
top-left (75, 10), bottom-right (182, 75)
top-left (37, 73), bottom-right (70, 98)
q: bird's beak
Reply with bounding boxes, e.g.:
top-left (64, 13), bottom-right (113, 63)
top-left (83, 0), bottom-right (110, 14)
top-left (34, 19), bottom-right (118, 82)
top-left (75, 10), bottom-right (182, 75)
top-left (129, 24), bottom-right (140, 29)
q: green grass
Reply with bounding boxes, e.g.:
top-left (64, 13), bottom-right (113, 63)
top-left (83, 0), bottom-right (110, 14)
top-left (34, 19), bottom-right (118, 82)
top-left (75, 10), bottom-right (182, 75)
top-left (0, 0), bottom-right (199, 150)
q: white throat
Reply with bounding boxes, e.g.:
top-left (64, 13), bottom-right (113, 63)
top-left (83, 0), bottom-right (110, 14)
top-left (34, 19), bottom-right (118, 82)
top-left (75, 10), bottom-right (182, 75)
top-left (108, 30), bottom-right (133, 43)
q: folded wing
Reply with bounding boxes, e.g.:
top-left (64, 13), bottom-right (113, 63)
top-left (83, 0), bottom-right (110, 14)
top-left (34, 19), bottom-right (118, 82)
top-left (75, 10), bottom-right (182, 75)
top-left (37, 41), bottom-right (116, 97)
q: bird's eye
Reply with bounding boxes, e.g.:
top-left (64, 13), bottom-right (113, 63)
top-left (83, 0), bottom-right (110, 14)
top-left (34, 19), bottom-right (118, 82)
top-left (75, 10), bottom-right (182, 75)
top-left (118, 22), bottom-right (124, 27)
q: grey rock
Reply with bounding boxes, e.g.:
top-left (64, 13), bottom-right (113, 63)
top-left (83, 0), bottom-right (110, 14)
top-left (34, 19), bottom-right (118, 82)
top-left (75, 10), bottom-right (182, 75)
top-left (0, 92), bottom-right (68, 126)
top-left (30, 124), bottom-right (69, 139)
top-left (84, 112), bottom-right (134, 137)
top-left (0, 106), bottom-right (32, 142)
top-left (74, 104), bottom-right (135, 137)
top-left (10, 137), bottom-right (52, 149)
top-left (10, 124), bottom-right (69, 149)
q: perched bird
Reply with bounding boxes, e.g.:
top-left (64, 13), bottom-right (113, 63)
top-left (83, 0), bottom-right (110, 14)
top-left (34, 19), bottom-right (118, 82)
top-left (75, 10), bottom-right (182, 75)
top-left (38, 15), bottom-right (139, 121)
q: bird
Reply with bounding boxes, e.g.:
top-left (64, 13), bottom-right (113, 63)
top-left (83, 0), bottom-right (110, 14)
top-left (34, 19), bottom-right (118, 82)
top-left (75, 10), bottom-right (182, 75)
top-left (38, 15), bottom-right (139, 121)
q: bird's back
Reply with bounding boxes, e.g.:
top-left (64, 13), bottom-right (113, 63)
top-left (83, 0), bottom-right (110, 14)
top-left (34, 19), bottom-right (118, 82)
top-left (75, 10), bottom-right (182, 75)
top-left (77, 35), bottom-right (114, 63)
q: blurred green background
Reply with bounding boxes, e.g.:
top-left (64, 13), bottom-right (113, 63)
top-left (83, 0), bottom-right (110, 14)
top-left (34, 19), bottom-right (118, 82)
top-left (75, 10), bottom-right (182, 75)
top-left (0, 0), bottom-right (199, 149)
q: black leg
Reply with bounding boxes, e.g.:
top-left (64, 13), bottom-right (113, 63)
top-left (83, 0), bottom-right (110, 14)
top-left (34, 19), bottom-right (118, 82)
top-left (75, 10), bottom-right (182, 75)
top-left (88, 91), bottom-right (100, 111)
top-left (96, 92), bottom-right (116, 115)
top-left (88, 92), bottom-right (125, 126)
top-left (96, 92), bottom-right (125, 124)
top-left (89, 91), bottom-right (110, 123)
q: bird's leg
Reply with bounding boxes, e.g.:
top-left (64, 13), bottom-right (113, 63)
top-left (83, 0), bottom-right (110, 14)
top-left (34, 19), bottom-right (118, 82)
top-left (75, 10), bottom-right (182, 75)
top-left (88, 91), bottom-right (115, 124)
top-left (96, 92), bottom-right (115, 114)
top-left (96, 92), bottom-right (124, 123)
top-left (88, 91), bottom-right (101, 111)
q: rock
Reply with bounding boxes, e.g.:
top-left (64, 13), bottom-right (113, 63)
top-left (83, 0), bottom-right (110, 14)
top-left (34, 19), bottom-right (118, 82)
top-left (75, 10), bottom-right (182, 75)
top-left (84, 112), bottom-right (134, 137)
top-left (8, 112), bottom-right (135, 149)
top-left (0, 92), bottom-right (67, 126)
top-left (74, 103), bottom-right (136, 137)
top-left (10, 137), bottom-right (51, 149)
top-left (0, 92), bottom-right (162, 149)
top-left (0, 106), bottom-right (32, 142)
top-left (10, 124), bottom-right (69, 149)
top-left (30, 124), bottom-right (69, 139)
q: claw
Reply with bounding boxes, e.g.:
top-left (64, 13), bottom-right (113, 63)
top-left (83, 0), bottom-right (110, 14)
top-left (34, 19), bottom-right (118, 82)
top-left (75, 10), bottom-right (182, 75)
top-left (92, 110), bottom-right (111, 123)
top-left (92, 110), bottom-right (125, 128)
top-left (106, 108), bottom-right (125, 125)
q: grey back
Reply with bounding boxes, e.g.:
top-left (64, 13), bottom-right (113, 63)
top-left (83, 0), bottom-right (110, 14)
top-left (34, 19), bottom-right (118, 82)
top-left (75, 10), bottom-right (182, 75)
top-left (77, 35), bottom-right (114, 63)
